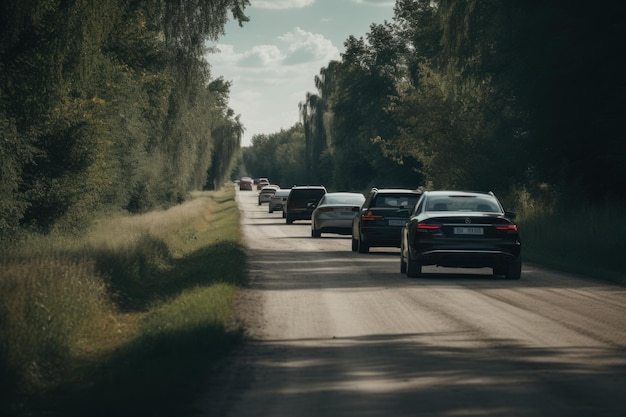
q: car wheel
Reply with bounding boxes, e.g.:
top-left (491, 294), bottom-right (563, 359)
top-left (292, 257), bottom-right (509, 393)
top-left (492, 265), bottom-right (506, 276)
top-left (505, 256), bottom-right (522, 280)
top-left (269, 207), bottom-right (273, 213)
top-left (400, 242), bottom-right (407, 274)
top-left (406, 254), bottom-right (422, 278)
top-left (311, 227), bottom-right (321, 238)
top-left (351, 236), bottom-right (358, 252)
top-left (357, 235), bottom-right (369, 253)
top-left (286, 216), bottom-right (294, 225)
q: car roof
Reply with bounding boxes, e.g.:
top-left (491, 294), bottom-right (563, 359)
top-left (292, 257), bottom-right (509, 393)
top-left (423, 190), bottom-right (494, 197)
top-left (291, 185), bottom-right (326, 190)
top-left (324, 192), bottom-right (363, 196)
top-left (370, 188), bottom-right (422, 194)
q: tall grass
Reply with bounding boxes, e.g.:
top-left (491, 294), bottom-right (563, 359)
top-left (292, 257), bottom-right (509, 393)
top-left (512, 187), bottom-right (626, 284)
top-left (0, 187), bottom-right (246, 416)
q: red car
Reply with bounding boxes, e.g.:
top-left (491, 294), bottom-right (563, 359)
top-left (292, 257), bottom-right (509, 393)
top-left (239, 177), bottom-right (253, 191)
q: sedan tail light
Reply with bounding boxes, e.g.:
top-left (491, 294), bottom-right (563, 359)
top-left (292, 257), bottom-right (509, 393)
top-left (417, 223), bottom-right (441, 231)
top-left (494, 224), bottom-right (518, 232)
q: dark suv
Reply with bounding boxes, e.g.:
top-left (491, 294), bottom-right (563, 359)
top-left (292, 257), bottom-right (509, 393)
top-left (285, 185), bottom-right (327, 224)
top-left (352, 188), bottom-right (422, 253)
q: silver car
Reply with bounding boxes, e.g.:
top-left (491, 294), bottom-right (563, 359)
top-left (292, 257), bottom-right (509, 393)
top-left (258, 185), bottom-right (279, 205)
top-left (311, 192), bottom-right (365, 238)
top-left (269, 189), bottom-right (290, 214)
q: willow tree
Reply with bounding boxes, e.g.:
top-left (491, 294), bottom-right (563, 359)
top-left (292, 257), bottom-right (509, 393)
top-left (205, 78), bottom-right (244, 190)
top-left (0, 0), bottom-right (250, 235)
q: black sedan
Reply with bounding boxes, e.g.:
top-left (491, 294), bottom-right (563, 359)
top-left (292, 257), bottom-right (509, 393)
top-left (352, 188), bottom-right (423, 253)
top-left (400, 191), bottom-right (522, 279)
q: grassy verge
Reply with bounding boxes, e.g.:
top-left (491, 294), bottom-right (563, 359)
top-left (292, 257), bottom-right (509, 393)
top-left (0, 186), bottom-right (246, 417)
top-left (513, 190), bottom-right (626, 285)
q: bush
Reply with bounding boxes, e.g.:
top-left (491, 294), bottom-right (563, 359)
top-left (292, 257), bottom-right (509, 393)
top-left (0, 254), bottom-right (116, 398)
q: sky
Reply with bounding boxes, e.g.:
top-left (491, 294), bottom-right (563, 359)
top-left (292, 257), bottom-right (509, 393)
top-left (205, 0), bottom-right (397, 146)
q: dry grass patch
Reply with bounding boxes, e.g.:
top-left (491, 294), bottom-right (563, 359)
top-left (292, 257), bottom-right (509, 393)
top-left (0, 187), bottom-right (246, 416)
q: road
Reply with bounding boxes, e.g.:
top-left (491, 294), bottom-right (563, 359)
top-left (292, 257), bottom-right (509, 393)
top-left (196, 188), bottom-right (626, 417)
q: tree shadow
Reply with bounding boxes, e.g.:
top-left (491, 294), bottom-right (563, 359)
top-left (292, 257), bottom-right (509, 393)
top-left (199, 331), bottom-right (626, 416)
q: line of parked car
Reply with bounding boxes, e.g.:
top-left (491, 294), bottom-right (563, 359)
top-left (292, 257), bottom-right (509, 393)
top-left (246, 179), bottom-right (522, 280)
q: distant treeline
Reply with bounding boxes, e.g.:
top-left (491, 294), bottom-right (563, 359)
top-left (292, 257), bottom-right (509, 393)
top-left (0, 0), bottom-right (250, 238)
top-left (242, 1), bottom-right (625, 205)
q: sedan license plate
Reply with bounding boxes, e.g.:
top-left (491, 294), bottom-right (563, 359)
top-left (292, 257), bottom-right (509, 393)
top-left (454, 227), bottom-right (483, 235)
top-left (388, 219), bottom-right (407, 226)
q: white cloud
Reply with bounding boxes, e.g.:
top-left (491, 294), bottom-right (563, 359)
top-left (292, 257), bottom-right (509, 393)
top-left (279, 27), bottom-right (339, 65)
top-left (206, 28), bottom-right (340, 145)
top-left (210, 28), bottom-right (338, 69)
top-left (240, 44), bottom-right (284, 67)
top-left (351, 0), bottom-right (396, 7)
top-left (210, 44), bottom-right (281, 67)
top-left (252, 0), bottom-right (315, 10)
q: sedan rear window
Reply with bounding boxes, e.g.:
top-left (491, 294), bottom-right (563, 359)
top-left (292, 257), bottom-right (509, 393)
top-left (427, 196), bottom-right (501, 212)
top-left (372, 195), bottom-right (420, 209)
top-left (291, 190), bottom-right (325, 200)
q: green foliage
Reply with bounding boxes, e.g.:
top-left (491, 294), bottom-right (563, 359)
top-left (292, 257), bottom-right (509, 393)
top-left (242, 125), bottom-right (308, 187)
top-left (514, 190), bottom-right (626, 285)
top-left (205, 78), bottom-right (244, 190)
top-left (277, 0), bottom-right (625, 208)
top-left (0, 0), bottom-right (250, 238)
top-left (0, 114), bottom-right (29, 237)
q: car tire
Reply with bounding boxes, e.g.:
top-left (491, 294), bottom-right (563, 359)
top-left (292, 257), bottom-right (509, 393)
top-left (269, 207), bottom-right (273, 213)
top-left (492, 265), bottom-right (506, 276)
top-left (357, 235), bottom-right (369, 254)
top-left (311, 227), bottom-right (321, 238)
top-left (406, 254), bottom-right (422, 278)
top-left (505, 256), bottom-right (522, 280)
top-left (286, 215), bottom-right (294, 224)
top-left (400, 240), bottom-right (407, 273)
top-left (282, 211), bottom-right (286, 218)
top-left (351, 236), bottom-right (358, 252)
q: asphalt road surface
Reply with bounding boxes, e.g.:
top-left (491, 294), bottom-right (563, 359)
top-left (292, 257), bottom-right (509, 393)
top-left (196, 188), bottom-right (626, 417)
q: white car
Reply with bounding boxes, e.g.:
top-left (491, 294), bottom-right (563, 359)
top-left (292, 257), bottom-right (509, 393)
top-left (258, 186), bottom-right (279, 205)
top-left (256, 178), bottom-right (270, 190)
top-left (311, 192), bottom-right (365, 237)
top-left (269, 189), bottom-right (290, 214)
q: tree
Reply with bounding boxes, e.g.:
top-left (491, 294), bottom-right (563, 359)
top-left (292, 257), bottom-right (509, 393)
top-left (0, 0), bottom-right (251, 236)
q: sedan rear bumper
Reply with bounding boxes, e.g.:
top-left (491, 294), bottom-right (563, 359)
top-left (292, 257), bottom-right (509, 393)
top-left (417, 249), bottom-right (518, 268)
top-left (361, 228), bottom-right (403, 248)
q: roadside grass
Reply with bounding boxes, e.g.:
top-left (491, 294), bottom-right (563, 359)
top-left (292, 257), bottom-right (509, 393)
top-left (514, 191), bottom-right (626, 285)
top-left (0, 187), bottom-right (246, 417)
